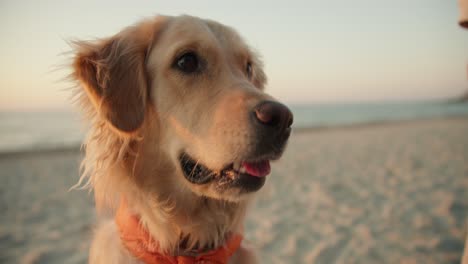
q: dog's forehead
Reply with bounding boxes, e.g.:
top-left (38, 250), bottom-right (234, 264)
top-left (161, 15), bottom-right (249, 54)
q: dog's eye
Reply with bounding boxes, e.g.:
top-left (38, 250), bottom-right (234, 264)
top-left (246, 61), bottom-right (252, 79)
top-left (175, 52), bottom-right (199, 74)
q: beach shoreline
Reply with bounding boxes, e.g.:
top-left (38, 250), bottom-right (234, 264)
top-left (1, 115), bottom-right (467, 158)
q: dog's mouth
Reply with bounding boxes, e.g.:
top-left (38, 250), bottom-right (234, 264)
top-left (179, 152), bottom-right (271, 193)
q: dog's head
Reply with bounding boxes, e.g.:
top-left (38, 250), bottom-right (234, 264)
top-left (73, 15), bottom-right (293, 203)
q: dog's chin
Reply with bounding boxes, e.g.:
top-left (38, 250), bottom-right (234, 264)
top-left (178, 152), bottom-right (277, 201)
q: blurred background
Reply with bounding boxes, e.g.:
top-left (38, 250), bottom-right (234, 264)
top-left (1, 0), bottom-right (467, 263)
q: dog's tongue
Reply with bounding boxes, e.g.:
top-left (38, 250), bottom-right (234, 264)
top-left (241, 160), bottom-right (271, 177)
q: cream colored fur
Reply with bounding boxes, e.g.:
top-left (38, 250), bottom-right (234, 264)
top-left (72, 15), bottom-right (276, 264)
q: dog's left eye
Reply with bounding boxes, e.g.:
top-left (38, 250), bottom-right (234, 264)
top-left (246, 61), bottom-right (252, 79)
top-left (175, 52), bottom-right (199, 74)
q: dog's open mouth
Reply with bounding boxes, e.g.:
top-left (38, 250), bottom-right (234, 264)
top-left (179, 152), bottom-right (270, 192)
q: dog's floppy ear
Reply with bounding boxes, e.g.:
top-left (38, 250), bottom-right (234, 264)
top-left (73, 19), bottom-right (163, 133)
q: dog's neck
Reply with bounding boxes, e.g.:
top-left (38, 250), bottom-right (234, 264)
top-left (126, 188), bottom-right (248, 254)
top-left (115, 197), bottom-right (243, 263)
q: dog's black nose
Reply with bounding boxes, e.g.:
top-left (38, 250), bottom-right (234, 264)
top-left (253, 101), bottom-right (293, 129)
top-left (251, 101), bottom-right (293, 157)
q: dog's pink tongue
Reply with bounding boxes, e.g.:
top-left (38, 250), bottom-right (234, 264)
top-left (241, 160), bottom-right (271, 177)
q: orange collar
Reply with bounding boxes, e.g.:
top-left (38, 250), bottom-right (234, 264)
top-left (115, 199), bottom-right (243, 264)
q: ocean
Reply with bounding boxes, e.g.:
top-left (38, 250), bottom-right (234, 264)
top-left (1, 101), bottom-right (468, 154)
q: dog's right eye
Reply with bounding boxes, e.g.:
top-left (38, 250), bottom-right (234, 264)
top-left (174, 52), bottom-right (199, 74)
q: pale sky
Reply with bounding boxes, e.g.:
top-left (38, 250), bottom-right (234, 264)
top-left (1, 0), bottom-right (467, 110)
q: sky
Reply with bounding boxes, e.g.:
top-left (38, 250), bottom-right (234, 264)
top-left (0, 0), bottom-right (467, 110)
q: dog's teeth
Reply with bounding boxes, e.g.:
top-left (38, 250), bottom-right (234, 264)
top-left (239, 166), bottom-right (246, 174)
top-left (233, 162), bottom-right (241, 171)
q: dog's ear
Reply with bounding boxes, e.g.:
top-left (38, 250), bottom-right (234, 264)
top-left (73, 19), bottom-right (163, 133)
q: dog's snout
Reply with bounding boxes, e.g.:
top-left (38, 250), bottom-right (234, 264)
top-left (253, 101), bottom-right (293, 129)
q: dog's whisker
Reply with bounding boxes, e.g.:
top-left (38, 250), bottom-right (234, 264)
top-left (188, 159), bottom-right (201, 179)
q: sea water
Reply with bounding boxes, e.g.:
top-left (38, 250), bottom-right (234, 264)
top-left (1, 101), bottom-right (468, 153)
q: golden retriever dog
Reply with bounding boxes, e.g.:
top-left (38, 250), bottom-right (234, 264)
top-left (72, 14), bottom-right (293, 264)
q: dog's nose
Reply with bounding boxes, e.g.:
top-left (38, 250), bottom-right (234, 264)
top-left (253, 101), bottom-right (293, 129)
top-left (251, 101), bottom-right (293, 157)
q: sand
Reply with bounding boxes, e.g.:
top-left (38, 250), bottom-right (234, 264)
top-left (1, 117), bottom-right (467, 263)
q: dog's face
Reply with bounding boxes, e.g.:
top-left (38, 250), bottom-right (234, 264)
top-left (74, 15), bottom-right (292, 202)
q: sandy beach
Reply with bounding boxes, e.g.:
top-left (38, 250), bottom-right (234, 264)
top-left (1, 117), bottom-right (467, 263)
